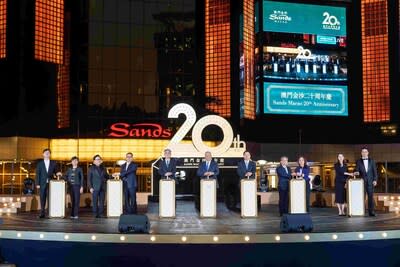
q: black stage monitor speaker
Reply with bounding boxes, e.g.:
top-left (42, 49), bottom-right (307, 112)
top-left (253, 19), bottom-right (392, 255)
top-left (118, 214), bottom-right (150, 234)
top-left (280, 213), bottom-right (313, 233)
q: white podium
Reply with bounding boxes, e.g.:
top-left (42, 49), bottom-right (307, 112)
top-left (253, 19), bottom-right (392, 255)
top-left (289, 178), bottom-right (306, 214)
top-left (347, 178), bottom-right (365, 216)
top-left (159, 178), bottom-right (176, 218)
top-left (107, 179), bottom-right (123, 217)
top-left (240, 178), bottom-right (258, 217)
top-left (49, 180), bottom-right (66, 218)
top-left (200, 178), bottom-right (216, 218)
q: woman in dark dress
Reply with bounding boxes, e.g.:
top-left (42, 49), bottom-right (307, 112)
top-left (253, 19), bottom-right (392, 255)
top-left (334, 153), bottom-right (353, 216)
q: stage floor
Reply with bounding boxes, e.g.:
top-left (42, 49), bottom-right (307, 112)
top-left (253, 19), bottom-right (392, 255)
top-left (1, 201), bottom-right (400, 235)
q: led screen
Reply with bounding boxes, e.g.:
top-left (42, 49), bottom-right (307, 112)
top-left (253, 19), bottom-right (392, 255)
top-left (262, 1), bottom-right (348, 116)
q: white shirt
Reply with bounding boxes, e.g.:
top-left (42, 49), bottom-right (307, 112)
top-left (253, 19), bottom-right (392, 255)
top-left (44, 159), bottom-right (50, 173)
top-left (245, 160), bottom-right (249, 169)
top-left (165, 159), bottom-right (170, 167)
top-left (363, 158), bottom-right (369, 171)
top-left (206, 161), bottom-right (210, 170)
top-left (283, 166), bottom-right (288, 174)
top-left (126, 162), bottom-right (130, 171)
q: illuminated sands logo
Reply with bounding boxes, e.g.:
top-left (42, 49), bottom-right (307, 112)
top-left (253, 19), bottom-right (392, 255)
top-left (269, 10), bottom-right (292, 24)
top-left (108, 123), bottom-right (172, 138)
top-left (322, 12), bottom-right (341, 31)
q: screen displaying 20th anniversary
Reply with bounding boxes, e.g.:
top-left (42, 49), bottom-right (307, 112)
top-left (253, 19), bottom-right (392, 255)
top-left (263, 1), bottom-right (348, 116)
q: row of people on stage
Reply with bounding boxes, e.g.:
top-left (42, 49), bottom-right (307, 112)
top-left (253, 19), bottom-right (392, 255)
top-left (35, 147), bottom-right (258, 219)
top-left (158, 149), bottom-right (256, 180)
top-left (35, 149), bottom-right (139, 219)
top-left (36, 146), bottom-right (378, 219)
top-left (276, 147), bottom-right (378, 217)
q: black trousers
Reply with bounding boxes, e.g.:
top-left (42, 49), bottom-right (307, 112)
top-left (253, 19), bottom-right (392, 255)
top-left (92, 188), bottom-right (105, 216)
top-left (39, 184), bottom-right (49, 216)
top-left (70, 184), bottom-right (81, 217)
top-left (278, 188), bottom-right (289, 215)
top-left (365, 183), bottom-right (375, 213)
top-left (124, 185), bottom-right (137, 214)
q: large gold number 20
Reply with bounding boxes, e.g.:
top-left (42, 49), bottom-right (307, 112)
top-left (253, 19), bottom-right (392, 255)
top-left (167, 103), bottom-right (234, 155)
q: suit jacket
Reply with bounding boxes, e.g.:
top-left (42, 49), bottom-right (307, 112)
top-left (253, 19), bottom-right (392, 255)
top-left (196, 160), bottom-right (219, 178)
top-left (158, 158), bottom-right (177, 178)
top-left (276, 164), bottom-right (292, 190)
top-left (294, 165), bottom-right (311, 182)
top-left (35, 159), bottom-right (58, 187)
top-left (120, 162), bottom-right (138, 188)
top-left (64, 167), bottom-right (84, 186)
top-left (355, 158), bottom-right (377, 185)
top-left (237, 160), bottom-right (256, 179)
top-left (88, 165), bottom-right (110, 191)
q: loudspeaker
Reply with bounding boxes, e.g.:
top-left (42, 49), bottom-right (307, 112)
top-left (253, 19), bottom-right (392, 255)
top-left (118, 214), bottom-right (150, 234)
top-left (280, 213), bottom-right (313, 233)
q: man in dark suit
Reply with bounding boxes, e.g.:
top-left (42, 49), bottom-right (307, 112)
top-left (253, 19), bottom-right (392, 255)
top-left (158, 148), bottom-right (177, 179)
top-left (276, 156), bottom-right (292, 216)
top-left (355, 147), bottom-right (378, 216)
top-left (237, 151), bottom-right (256, 179)
top-left (88, 155), bottom-right (110, 218)
top-left (195, 151), bottom-right (219, 210)
top-left (118, 152), bottom-right (138, 214)
top-left (35, 148), bottom-right (61, 218)
top-left (196, 151), bottom-right (219, 179)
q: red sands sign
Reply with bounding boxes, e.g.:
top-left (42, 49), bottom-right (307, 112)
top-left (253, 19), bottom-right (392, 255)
top-left (108, 123), bottom-right (172, 138)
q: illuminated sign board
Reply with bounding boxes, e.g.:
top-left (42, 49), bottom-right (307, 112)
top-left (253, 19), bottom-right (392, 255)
top-left (262, 1), bottom-right (348, 117)
top-left (264, 82), bottom-right (348, 116)
top-left (165, 103), bottom-right (246, 158)
top-left (263, 1), bottom-right (346, 36)
top-left (108, 123), bottom-right (172, 138)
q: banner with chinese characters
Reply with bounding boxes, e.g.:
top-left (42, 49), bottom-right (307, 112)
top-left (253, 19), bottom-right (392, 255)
top-left (177, 157), bottom-right (242, 167)
top-left (263, 82), bottom-right (348, 116)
